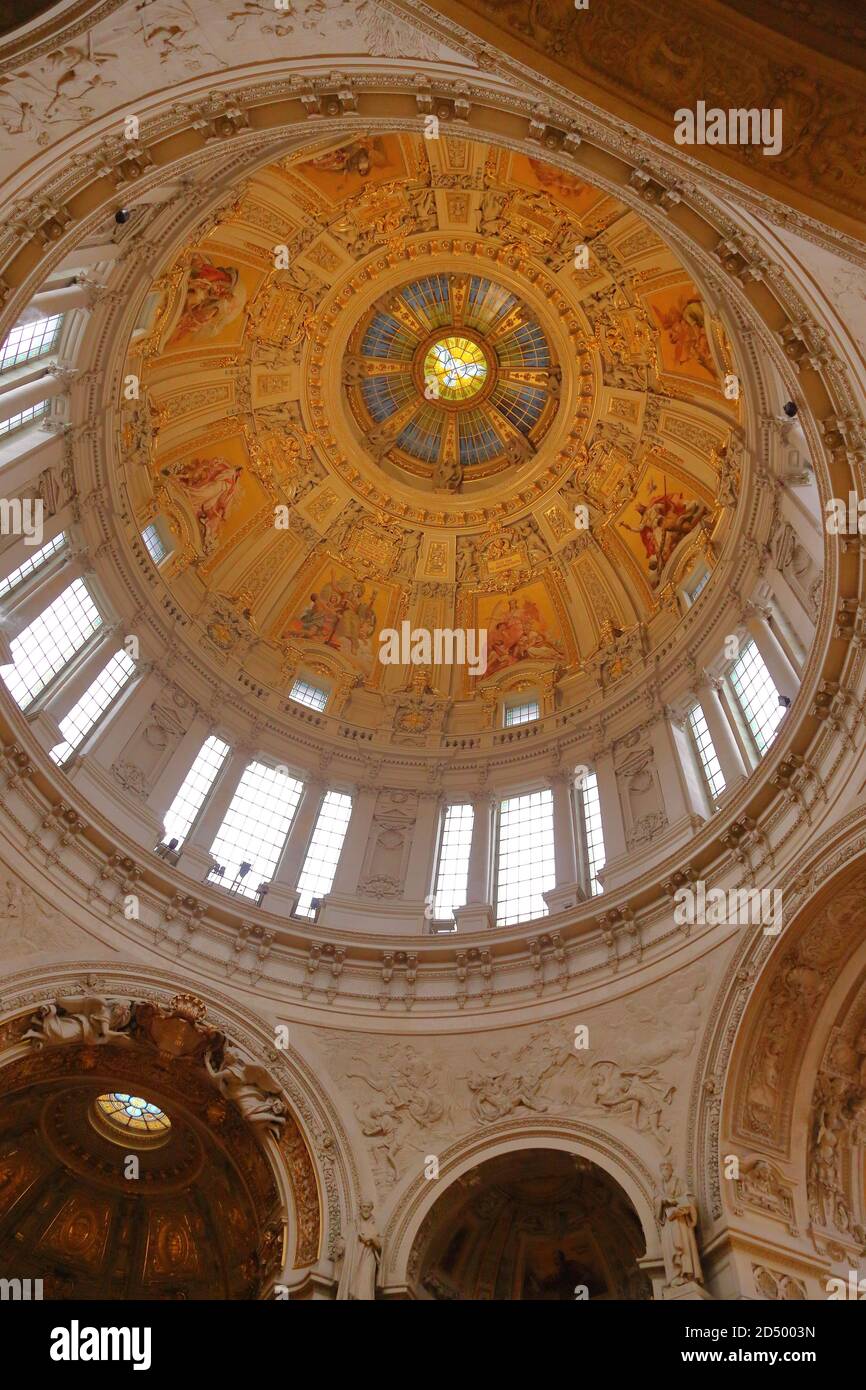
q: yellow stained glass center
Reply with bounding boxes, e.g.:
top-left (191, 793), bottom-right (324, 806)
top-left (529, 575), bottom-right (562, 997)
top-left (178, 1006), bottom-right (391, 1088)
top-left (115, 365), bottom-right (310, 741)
top-left (424, 336), bottom-right (488, 402)
top-left (94, 1091), bottom-right (171, 1141)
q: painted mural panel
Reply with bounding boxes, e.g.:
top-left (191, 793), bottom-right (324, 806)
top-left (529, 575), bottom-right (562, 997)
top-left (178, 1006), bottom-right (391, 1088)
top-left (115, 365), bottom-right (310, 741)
top-left (476, 583), bottom-right (567, 678)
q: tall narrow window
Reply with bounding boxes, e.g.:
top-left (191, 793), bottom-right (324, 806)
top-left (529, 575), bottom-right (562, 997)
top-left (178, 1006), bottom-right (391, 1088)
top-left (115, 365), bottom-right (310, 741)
top-left (209, 762), bottom-right (303, 899)
top-left (730, 640), bottom-right (784, 754)
top-left (688, 704), bottom-right (726, 801)
top-left (0, 578), bottom-right (102, 709)
top-left (495, 788), bottom-right (555, 926)
top-left (160, 735), bottom-right (230, 849)
top-left (0, 315), bottom-right (63, 373)
top-left (141, 523), bottom-right (168, 566)
top-left (432, 802), bottom-right (474, 919)
top-left (0, 531), bottom-right (66, 599)
top-left (579, 771), bottom-right (606, 897)
top-left (50, 648), bottom-right (136, 764)
top-left (295, 790), bottom-right (353, 918)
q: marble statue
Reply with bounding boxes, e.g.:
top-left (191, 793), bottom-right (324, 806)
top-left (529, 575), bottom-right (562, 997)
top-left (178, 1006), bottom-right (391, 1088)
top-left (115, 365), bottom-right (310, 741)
top-left (24, 995), bottom-right (132, 1046)
top-left (205, 1046), bottom-right (287, 1137)
top-left (336, 1201), bottom-right (382, 1300)
top-left (656, 1162), bottom-right (703, 1287)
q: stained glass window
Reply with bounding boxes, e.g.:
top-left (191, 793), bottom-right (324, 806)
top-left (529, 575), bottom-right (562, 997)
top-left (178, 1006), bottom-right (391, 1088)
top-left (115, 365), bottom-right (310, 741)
top-left (94, 1092), bottom-right (171, 1140)
top-left (424, 336), bottom-right (488, 402)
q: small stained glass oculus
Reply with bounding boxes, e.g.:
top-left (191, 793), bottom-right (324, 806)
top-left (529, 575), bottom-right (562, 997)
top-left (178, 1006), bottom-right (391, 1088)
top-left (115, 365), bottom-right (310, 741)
top-left (92, 1091), bottom-right (171, 1146)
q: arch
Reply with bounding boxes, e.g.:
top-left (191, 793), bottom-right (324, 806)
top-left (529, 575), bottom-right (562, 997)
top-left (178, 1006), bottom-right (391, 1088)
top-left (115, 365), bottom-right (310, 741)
top-left (691, 821), bottom-right (866, 1294)
top-left (0, 960), bottom-right (360, 1289)
top-left (380, 1119), bottom-right (662, 1296)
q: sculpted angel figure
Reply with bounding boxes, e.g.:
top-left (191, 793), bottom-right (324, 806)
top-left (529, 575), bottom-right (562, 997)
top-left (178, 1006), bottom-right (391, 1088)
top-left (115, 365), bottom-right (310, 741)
top-left (205, 1046), bottom-right (286, 1137)
top-left (588, 1060), bottom-right (674, 1147)
top-left (24, 995), bottom-right (132, 1046)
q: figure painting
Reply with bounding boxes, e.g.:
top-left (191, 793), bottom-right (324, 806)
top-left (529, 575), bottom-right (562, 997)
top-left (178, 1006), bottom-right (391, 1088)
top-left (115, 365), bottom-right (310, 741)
top-left (518, 1238), bottom-right (605, 1301)
top-left (618, 473), bottom-right (709, 588)
top-left (167, 252), bottom-right (249, 346)
top-left (161, 454), bottom-right (244, 550)
top-left (510, 152), bottom-right (603, 219)
top-left (293, 135), bottom-right (404, 199)
top-left (477, 585), bottom-right (566, 678)
top-left (280, 563), bottom-right (391, 672)
top-left (646, 285), bottom-right (718, 383)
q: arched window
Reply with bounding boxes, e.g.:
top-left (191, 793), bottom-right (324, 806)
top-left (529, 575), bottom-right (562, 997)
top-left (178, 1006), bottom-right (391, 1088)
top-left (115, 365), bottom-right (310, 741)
top-left (0, 314), bottom-right (63, 373)
top-left (50, 648), bottom-right (136, 765)
top-left (687, 704), bottom-right (726, 801)
top-left (295, 790), bottom-right (353, 917)
top-left (0, 531), bottom-right (66, 599)
top-left (577, 771), bottom-right (606, 897)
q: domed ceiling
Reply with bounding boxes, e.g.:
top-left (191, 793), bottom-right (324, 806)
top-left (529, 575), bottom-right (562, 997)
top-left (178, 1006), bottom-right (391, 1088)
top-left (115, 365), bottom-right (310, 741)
top-left (411, 1149), bottom-right (650, 1300)
top-left (123, 133), bottom-right (740, 729)
top-left (0, 1041), bottom-right (282, 1299)
top-left (345, 272), bottom-right (559, 485)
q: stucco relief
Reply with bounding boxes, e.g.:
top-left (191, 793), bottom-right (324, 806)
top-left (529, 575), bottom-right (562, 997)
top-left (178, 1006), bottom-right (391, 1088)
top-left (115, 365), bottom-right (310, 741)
top-left (311, 969), bottom-right (706, 1189)
top-left (0, 0), bottom-right (465, 155)
top-left (738, 873), bottom-right (866, 1148)
top-left (440, 0), bottom-right (866, 224)
top-left (0, 872), bottom-right (81, 958)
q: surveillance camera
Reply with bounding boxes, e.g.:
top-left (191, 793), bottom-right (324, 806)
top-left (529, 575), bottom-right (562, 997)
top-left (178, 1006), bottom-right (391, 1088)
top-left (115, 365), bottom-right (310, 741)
top-left (114, 208), bottom-right (131, 225)
top-left (782, 401), bottom-right (798, 418)
top-left (778, 695), bottom-right (792, 708)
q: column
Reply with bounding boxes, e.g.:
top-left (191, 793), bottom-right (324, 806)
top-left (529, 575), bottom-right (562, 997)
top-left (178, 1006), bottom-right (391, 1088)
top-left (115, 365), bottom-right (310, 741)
top-left (403, 790), bottom-right (442, 904)
top-left (176, 745), bottom-right (250, 880)
top-left (744, 602), bottom-right (800, 700)
top-left (29, 281), bottom-right (97, 315)
top-left (697, 676), bottom-right (748, 790)
top-left (2, 550), bottom-right (80, 627)
top-left (543, 772), bottom-right (585, 914)
top-left (454, 791), bottom-right (496, 931)
top-left (593, 748), bottom-right (627, 863)
top-left (328, 784), bottom-right (378, 896)
top-left (0, 425), bottom-right (64, 497)
top-left (0, 370), bottom-right (68, 425)
top-left (267, 778), bottom-right (327, 915)
top-left (768, 573), bottom-right (811, 664)
top-left (147, 713), bottom-right (215, 828)
top-left (39, 626), bottom-right (120, 726)
top-left (650, 712), bottom-right (707, 825)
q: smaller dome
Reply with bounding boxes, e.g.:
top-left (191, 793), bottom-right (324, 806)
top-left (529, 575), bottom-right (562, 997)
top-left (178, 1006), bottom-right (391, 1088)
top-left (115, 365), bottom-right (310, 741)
top-left (91, 1091), bottom-right (171, 1147)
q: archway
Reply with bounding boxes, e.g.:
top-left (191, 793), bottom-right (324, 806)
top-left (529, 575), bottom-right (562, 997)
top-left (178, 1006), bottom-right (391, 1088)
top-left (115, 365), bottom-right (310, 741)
top-left (407, 1148), bottom-right (651, 1300)
top-left (0, 1036), bottom-right (280, 1299)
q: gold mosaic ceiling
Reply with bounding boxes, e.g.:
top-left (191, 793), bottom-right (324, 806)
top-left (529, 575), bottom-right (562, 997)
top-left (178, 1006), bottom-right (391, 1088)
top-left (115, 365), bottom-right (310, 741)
top-left (123, 133), bottom-right (740, 711)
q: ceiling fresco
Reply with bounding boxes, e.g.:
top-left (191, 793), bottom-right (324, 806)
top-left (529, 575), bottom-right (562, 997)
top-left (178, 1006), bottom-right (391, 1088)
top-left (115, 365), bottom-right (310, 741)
top-left (123, 132), bottom-right (740, 721)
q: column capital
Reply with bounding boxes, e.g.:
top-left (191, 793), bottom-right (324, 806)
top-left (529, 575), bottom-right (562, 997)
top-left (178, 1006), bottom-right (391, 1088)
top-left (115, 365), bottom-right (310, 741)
top-left (696, 668), bottom-right (725, 694)
top-left (743, 599), bottom-right (772, 624)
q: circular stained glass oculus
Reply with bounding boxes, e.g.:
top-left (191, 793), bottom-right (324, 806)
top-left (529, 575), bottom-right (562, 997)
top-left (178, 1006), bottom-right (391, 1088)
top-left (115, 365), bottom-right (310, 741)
top-left (423, 335), bottom-right (488, 403)
top-left (92, 1091), bottom-right (172, 1147)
